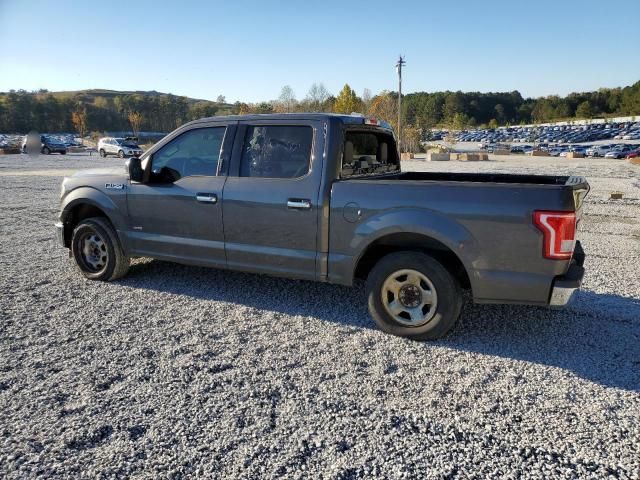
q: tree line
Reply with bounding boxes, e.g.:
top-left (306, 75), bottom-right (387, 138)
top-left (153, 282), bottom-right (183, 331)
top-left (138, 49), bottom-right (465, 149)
top-left (0, 90), bottom-right (232, 137)
top-left (403, 81), bottom-right (640, 131)
top-left (1, 81), bottom-right (639, 143)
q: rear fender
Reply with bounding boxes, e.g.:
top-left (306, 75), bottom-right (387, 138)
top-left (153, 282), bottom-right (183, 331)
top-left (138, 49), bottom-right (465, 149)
top-left (351, 208), bottom-right (481, 281)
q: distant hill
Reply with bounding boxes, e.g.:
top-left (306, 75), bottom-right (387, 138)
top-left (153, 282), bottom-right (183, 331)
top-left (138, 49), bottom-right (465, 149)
top-left (0, 88), bottom-right (236, 134)
top-left (39, 88), bottom-right (234, 108)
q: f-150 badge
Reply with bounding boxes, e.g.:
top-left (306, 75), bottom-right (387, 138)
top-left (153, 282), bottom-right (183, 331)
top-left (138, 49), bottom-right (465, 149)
top-left (105, 183), bottom-right (125, 190)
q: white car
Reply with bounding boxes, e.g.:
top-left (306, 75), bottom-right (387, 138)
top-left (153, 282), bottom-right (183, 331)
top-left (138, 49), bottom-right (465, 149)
top-left (549, 148), bottom-right (563, 157)
top-left (98, 137), bottom-right (143, 158)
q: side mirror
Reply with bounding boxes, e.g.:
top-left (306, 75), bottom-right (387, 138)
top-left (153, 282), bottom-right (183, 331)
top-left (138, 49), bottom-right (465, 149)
top-left (126, 157), bottom-right (143, 183)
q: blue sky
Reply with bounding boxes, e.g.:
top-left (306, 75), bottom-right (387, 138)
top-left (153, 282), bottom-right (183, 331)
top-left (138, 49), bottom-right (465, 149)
top-left (1, 0), bottom-right (638, 102)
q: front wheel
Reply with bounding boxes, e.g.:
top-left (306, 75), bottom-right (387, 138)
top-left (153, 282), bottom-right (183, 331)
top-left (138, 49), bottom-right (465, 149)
top-left (366, 252), bottom-right (462, 340)
top-left (118, 150), bottom-right (125, 158)
top-left (42, 147), bottom-right (50, 155)
top-left (99, 149), bottom-right (106, 157)
top-left (71, 217), bottom-right (130, 281)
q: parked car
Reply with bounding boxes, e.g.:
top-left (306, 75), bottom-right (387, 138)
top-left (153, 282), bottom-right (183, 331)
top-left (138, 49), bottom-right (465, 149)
top-left (98, 137), bottom-right (143, 158)
top-left (56, 113), bottom-right (589, 340)
top-left (605, 146), bottom-right (633, 159)
top-left (586, 145), bottom-right (614, 157)
top-left (454, 121), bottom-right (640, 145)
top-left (625, 149), bottom-right (639, 159)
top-left (549, 148), bottom-right (563, 157)
top-left (21, 135), bottom-right (67, 155)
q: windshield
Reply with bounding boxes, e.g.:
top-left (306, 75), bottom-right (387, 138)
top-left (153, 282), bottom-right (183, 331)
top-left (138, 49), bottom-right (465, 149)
top-left (115, 138), bottom-right (138, 147)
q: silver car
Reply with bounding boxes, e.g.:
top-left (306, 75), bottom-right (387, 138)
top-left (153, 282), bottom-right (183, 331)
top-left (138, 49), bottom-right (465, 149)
top-left (586, 145), bottom-right (613, 157)
top-left (98, 137), bottom-right (143, 158)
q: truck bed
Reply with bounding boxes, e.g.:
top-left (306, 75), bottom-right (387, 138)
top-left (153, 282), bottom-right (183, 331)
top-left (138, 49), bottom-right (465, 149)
top-left (328, 170), bottom-right (589, 305)
top-left (347, 171), bottom-right (587, 188)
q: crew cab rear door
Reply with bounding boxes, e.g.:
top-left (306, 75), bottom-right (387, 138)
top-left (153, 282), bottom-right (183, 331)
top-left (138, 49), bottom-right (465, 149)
top-left (222, 119), bottom-right (324, 280)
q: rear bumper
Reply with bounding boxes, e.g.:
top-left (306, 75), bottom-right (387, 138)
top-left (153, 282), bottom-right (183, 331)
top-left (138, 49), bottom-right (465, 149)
top-left (549, 241), bottom-right (585, 307)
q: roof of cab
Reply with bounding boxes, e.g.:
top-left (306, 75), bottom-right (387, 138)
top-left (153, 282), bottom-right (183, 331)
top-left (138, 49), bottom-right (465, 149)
top-left (183, 113), bottom-right (393, 130)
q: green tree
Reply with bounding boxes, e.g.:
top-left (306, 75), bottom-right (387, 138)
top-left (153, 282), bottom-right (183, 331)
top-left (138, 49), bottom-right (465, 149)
top-left (488, 118), bottom-right (499, 129)
top-left (575, 101), bottom-right (593, 119)
top-left (333, 84), bottom-right (361, 114)
top-left (443, 92), bottom-right (464, 121)
top-left (494, 104), bottom-right (505, 123)
top-left (449, 112), bottom-right (471, 130)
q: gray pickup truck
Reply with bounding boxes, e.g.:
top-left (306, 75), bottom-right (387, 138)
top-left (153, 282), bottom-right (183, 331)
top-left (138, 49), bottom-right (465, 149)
top-left (56, 113), bottom-right (589, 340)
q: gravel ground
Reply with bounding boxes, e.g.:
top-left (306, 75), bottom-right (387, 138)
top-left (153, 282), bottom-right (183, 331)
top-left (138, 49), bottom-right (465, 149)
top-left (1, 153), bottom-right (639, 479)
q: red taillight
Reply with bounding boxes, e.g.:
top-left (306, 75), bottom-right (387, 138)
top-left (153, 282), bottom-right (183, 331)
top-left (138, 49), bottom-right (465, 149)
top-left (533, 210), bottom-right (576, 259)
top-left (364, 117), bottom-right (380, 125)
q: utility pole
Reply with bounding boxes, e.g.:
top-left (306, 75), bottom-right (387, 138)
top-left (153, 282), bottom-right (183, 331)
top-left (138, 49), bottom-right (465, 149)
top-left (395, 55), bottom-right (406, 153)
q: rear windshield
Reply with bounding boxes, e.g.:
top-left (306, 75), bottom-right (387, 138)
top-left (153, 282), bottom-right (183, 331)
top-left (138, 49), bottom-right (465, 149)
top-left (341, 129), bottom-right (400, 177)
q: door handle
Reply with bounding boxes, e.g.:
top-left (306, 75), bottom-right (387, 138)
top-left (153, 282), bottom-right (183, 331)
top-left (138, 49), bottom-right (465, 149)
top-left (196, 193), bottom-right (217, 204)
top-left (287, 199), bottom-right (311, 210)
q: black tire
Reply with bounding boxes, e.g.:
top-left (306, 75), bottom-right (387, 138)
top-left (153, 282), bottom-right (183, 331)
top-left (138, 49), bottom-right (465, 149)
top-left (42, 147), bottom-right (50, 155)
top-left (118, 150), bottom-right (125, 158)
top-left (61, 150), bottom-right (67, 155)
top-left (99, 149), bottom-right (106, 158)
top-left (71, 217), bottom-right (129, 281)
top-left (366, 251), bottom-right (462, 340)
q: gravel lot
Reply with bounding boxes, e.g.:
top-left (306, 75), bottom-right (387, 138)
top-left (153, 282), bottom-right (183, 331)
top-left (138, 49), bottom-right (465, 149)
top-left (1, 153), bottom-right (639, 479)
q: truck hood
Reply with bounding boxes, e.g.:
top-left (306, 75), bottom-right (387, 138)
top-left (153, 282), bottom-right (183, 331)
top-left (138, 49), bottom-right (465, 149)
top-left (71, 167), bottom-right (126, 178)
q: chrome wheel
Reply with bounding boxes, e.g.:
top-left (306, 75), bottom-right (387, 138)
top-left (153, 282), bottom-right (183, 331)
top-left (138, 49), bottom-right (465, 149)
top-left (381, 268), bottom-right (438, 327)
top-left (79, 232), bottom-right (108, 272)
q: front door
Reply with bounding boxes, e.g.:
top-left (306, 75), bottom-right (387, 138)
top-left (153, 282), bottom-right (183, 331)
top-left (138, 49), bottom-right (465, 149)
top-left (222, 120), bottom-right (323, 280)
top-left (125, 123), bottom-right (235, 268)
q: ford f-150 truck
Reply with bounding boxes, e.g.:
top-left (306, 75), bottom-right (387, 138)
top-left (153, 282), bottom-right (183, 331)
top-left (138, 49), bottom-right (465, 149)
top-left (56, 113), bottom-right (589, 340)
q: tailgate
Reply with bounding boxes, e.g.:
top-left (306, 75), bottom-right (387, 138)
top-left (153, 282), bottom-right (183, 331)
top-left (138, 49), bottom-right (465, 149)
top-left (565, 176), bottom-right (590, 220)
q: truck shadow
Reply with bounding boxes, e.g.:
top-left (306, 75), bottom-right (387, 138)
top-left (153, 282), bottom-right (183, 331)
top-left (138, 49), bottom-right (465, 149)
top-left (123, 259), bottom-right (640, 392)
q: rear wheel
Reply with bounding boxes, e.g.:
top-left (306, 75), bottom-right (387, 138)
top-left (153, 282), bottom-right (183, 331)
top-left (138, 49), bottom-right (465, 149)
top-left (71, 217), bottom-right (129, 281)
top-left (366, 251), bottom-right (462, 340)
top-left (99, 149), bottom-right (106, 157)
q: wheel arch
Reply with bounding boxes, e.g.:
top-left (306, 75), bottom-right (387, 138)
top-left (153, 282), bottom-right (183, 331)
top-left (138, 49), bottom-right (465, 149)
top-left (59, 188), bottom-right (123, 248)
top-left (353, 232), bottom-right (472, 293)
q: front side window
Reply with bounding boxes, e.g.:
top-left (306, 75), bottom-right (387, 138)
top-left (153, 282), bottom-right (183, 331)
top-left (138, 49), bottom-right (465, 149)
top-left (149, 127), bottom-right (225, 182)
top-left (240, 125), bottom-right (312, 178)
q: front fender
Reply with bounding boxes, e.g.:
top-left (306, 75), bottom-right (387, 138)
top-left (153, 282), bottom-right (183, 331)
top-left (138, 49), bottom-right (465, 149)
top-left (59, 186), bottom-right (129, 249)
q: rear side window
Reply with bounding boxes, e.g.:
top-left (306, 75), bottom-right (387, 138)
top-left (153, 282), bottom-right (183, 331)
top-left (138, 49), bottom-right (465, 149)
top-left (240, 125), bottom-right (313, 178)
top-left (150, 127), bottom-right (225, 181)
top-left (342, 130), bottom-right (400, 177)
